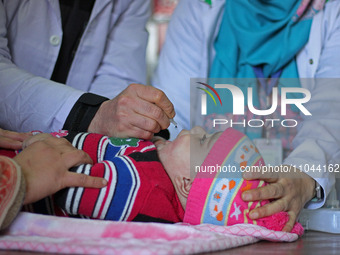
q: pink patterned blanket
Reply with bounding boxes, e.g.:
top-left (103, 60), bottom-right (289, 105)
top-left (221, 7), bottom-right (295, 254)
top-left (0, 212), bottom-right (299, 254)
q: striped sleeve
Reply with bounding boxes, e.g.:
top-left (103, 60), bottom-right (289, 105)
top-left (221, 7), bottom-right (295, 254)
top-left (55, 155), bottom-right (140, 221)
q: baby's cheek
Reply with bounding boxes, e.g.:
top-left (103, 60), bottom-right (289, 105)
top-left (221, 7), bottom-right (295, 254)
top-left (174, 136), bottom-right (191, 155)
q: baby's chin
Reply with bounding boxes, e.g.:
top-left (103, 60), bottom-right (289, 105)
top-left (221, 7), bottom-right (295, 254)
top-left (153, 137), bottom-right (171, 150)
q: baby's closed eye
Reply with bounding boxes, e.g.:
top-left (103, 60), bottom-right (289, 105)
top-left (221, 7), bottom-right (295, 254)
top-left (200, 134), bottom-right (207, 144)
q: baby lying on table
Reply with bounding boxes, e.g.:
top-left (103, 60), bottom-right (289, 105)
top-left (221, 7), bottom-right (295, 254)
top-left (3, 127), bottom-right (303, 234)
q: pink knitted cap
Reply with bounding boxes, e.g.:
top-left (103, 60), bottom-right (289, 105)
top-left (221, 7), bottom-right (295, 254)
top-left (183, 128), bottom-right (303, 235)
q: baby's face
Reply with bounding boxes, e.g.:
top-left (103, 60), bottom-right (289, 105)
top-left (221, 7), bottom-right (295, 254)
top-left (154, 126), bottom-right (223, 209)
top-left (155, 126), bottom-right (222, 178)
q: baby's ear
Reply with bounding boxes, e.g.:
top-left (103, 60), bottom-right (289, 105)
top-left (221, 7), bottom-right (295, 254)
top-left (175, 177), bottom-right (192, 198)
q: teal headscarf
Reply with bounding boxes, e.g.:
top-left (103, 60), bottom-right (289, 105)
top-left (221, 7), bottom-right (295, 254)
top-left (208, 0), bottom-right (314, 113)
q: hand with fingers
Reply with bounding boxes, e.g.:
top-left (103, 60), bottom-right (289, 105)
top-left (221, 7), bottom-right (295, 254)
top-left (242, 165), bottom-right (316, 232)
top-left (14, 134), bottom-right (107, 205)
top-left (0, 128), bottom-right (32, 150)
top-left (88, 83), bottom-right (175, 140)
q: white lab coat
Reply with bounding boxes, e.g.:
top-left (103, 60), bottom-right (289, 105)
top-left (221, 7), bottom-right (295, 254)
top-left (153, 0), bottom-right (340, 208)
top-left (0, 0), bottom-right (150, 132)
